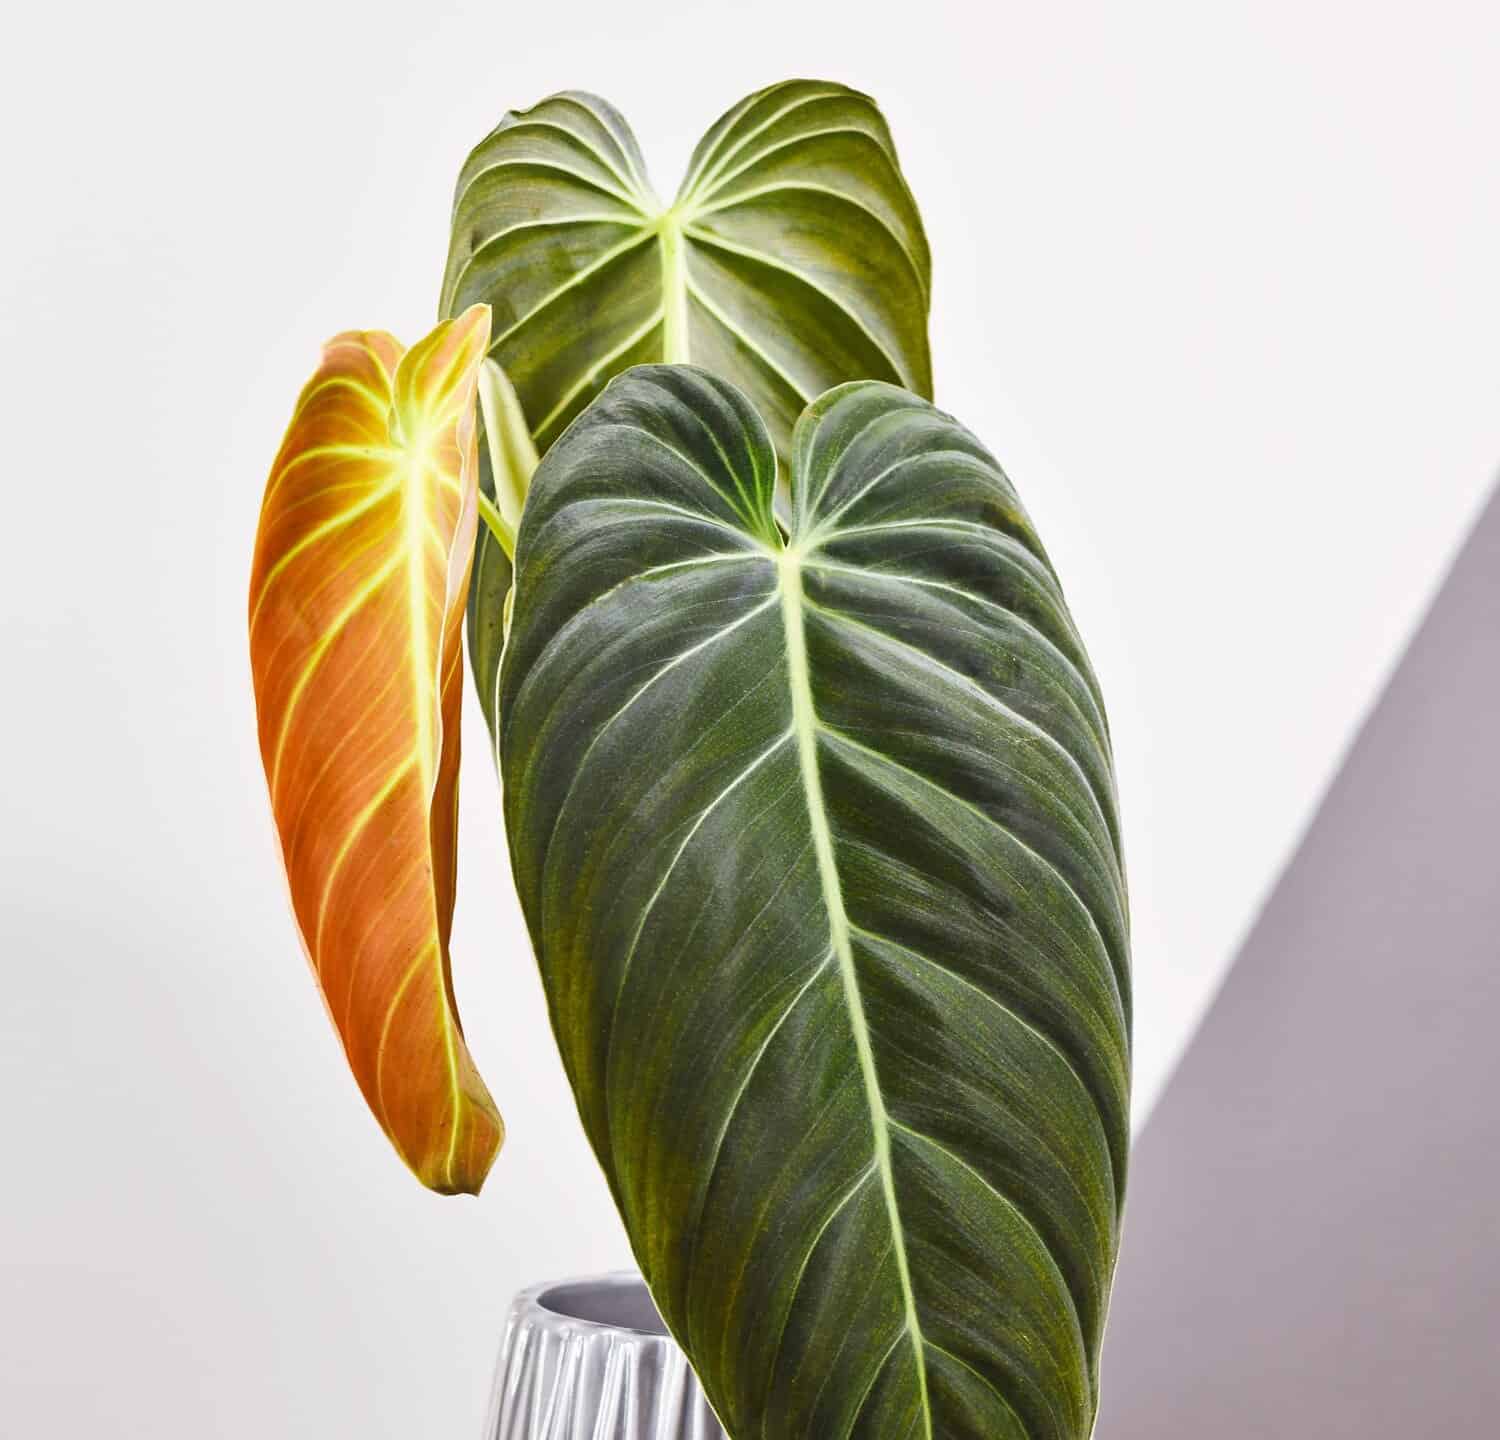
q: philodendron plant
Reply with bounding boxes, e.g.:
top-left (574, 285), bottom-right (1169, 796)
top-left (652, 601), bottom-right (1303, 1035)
top-left (249, 78), bottom-right (1130, 1440)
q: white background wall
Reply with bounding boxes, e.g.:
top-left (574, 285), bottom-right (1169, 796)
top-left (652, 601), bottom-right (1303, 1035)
top-left (3, 2), bottom-right (1497, 1435)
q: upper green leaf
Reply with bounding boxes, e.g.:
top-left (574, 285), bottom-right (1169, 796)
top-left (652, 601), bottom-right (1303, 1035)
top-left (500, 367), bottom-right (1131, 1440)
top-left (441, 80), bottom-right (932, 455)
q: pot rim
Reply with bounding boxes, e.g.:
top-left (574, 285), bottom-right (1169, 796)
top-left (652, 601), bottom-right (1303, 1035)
top-left (517, 1268), bottom-right (672, 1340)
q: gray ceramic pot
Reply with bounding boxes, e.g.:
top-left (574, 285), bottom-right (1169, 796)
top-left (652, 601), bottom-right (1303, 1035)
top-left (485, 1272), bottom-right (725, 1440)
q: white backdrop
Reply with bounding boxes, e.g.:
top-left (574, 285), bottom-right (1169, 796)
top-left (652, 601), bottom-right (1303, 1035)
top-left (4, 2), bottom-right (1497, 1435)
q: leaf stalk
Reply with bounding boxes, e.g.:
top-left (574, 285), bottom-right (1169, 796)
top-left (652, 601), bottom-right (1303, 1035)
top-left (475, 358), bottom-right (539, 560)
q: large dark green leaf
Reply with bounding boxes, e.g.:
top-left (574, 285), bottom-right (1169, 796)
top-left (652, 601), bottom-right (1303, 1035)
top-left (500, 367), bottom-right (1131, 1440)
top-left (442, 80), bottom-right (932, 726)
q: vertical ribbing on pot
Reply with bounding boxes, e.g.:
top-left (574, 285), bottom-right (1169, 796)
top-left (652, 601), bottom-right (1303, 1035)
top-left (485, 1274), bottom-right (726, 1440)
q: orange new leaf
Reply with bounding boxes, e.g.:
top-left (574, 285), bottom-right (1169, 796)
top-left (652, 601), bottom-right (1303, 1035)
top-left (248, 305), bottom-right (502, 1194)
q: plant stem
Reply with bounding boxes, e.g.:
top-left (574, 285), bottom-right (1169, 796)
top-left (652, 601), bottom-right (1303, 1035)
top-left (476, 490), bottom-right (510, 552)
top-left (475, 359), bottom-right (539, 561)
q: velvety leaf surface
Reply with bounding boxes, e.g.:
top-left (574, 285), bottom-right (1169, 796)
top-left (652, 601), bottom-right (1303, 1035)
top-left (442, 80), bottom-right (932, 723)
top-left (248, 306), bottom-right (502, 1193)
top-left (500, 367), bottom-right (1131, 1439)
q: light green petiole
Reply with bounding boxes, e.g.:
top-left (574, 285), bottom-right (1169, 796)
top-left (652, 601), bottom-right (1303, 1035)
top-left (474, 358), bottom-right (539, 560)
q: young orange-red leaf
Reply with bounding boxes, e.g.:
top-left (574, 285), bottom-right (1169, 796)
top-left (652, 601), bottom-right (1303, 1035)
top-left (249, 305), bottom-right (501, 1194)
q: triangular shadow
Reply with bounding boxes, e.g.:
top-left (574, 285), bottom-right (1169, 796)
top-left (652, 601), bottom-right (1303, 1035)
top-left (1098, 477), bottom-right (1500, 1436)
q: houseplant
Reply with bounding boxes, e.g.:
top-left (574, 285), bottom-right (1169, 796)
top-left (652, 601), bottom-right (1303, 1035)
top-left (249, 79), bottom-right (1129, 1440)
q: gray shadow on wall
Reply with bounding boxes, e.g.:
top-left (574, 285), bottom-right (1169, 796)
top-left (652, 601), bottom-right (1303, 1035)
top-left (1097, 480), bottom-right (1500, 1437)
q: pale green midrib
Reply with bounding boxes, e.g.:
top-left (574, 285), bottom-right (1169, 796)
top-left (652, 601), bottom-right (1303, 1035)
top-left (658, 211), bottom-right (690, 364)
top-left (776, 548), bottom-right (933, 1438)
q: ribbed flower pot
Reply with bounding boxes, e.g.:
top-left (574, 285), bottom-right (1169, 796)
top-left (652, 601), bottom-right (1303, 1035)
top-left (485, 1272), bottom-right (725, 1440)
